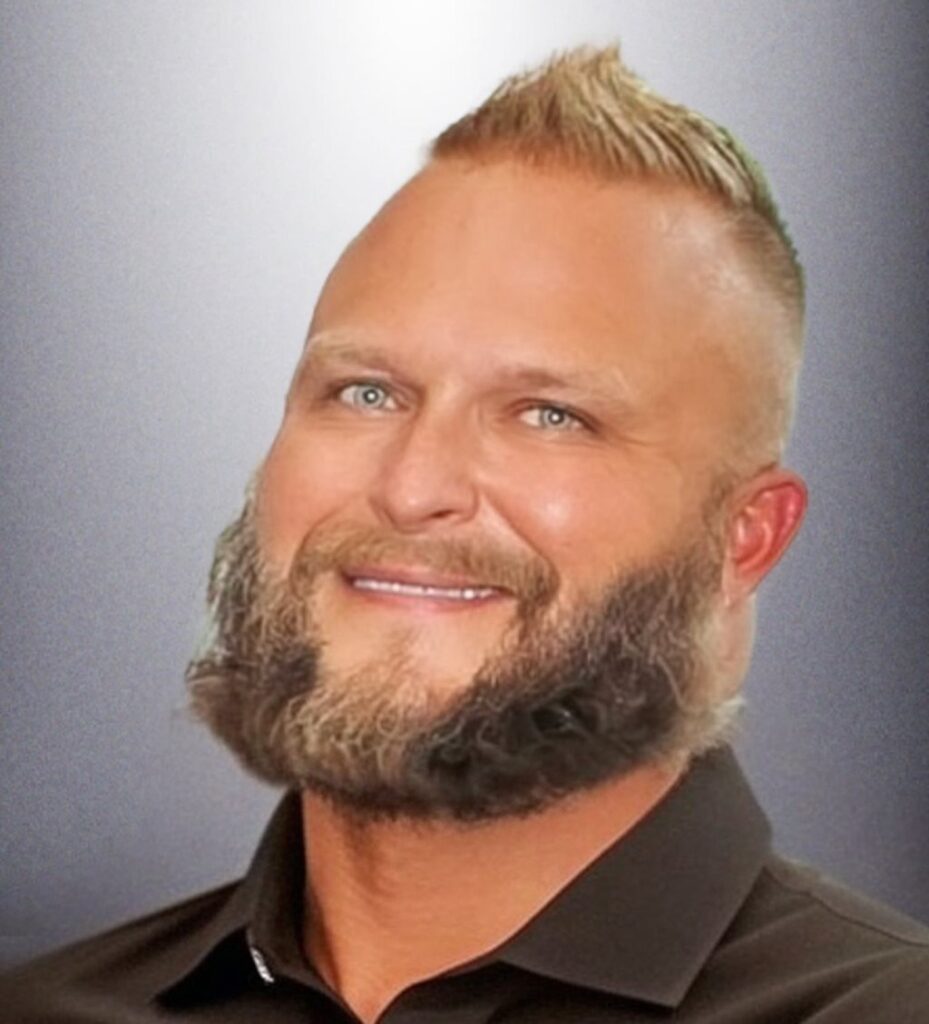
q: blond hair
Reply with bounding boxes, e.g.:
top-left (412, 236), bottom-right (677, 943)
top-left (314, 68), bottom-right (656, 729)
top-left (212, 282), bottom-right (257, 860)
top-left (431, 45), bottom-right (804, 464)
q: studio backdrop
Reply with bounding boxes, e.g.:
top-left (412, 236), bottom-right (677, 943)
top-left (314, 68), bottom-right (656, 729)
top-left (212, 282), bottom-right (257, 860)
top-left (2, 0), bottom-right (927, 967)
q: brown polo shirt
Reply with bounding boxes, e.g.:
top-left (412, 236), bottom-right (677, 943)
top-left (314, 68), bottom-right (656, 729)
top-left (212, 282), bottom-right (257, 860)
top-left (3, 748), bottom-right (927, 1021)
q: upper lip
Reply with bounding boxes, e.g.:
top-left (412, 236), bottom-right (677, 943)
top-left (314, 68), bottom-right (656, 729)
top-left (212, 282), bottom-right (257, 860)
top-left (342, 564), bottom-right (509, 592)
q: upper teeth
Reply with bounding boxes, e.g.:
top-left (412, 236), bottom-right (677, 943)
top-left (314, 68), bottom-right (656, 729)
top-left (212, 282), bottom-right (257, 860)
top-left (352, 578), bottom-right (496, 601)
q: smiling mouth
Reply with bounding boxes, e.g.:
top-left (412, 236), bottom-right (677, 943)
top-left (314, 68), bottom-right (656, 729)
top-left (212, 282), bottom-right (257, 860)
top-left (341, 565), bottom-right (511, 606)
top-left (350, 577), bottom-right (500, 602)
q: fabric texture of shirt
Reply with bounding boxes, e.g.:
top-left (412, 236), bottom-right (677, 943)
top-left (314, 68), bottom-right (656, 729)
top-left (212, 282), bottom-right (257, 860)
top-left (2, 747), bottom-right (928, 1022)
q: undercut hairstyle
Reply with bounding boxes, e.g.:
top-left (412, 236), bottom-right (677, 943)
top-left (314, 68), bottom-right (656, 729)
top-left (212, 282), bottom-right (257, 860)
top-left (431, 45), bottom-right (805, 466)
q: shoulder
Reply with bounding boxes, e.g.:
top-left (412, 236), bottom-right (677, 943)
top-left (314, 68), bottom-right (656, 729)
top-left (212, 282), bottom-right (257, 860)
top-left (700, 854), bottom-right (929, 1021)
top-left (761, 856), bottom-right (929, 947)
top-left (0, 881), bottom-right (239, 1022)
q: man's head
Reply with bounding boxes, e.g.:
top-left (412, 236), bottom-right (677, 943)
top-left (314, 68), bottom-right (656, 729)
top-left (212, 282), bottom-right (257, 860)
top-left (187, 45), bottom-right (806, 822)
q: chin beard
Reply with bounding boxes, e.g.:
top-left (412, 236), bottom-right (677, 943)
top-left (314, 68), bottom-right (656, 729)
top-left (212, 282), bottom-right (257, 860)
top-left (186, 489), bottom-right (739, 824)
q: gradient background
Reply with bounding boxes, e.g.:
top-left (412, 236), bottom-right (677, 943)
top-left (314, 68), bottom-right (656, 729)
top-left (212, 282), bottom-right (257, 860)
top-left (2, 1), bottom-right (927, 967)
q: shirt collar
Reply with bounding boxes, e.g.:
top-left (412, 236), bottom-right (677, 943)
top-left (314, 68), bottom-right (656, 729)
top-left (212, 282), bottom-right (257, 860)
top-left (153, 746), bottom-right (769, 1008)
top-left (148, 795), bottom-right (306, 1003)
top-left (496, 746), bottom-right (770, 1006)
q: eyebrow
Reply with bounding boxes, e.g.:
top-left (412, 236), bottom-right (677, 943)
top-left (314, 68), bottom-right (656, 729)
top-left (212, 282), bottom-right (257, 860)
top-left (288, 334), bottom-right (397, 398)
top-left (300, 337), bottom-right (402, 375)
top-left (491, 362), bottom-right (634, 405)
top-left (297, 333), bottom-right (636, 410)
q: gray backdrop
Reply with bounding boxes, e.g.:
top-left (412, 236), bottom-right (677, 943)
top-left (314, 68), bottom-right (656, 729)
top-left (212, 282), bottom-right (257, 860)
top-left (2, 1), bottom-right (927, 968)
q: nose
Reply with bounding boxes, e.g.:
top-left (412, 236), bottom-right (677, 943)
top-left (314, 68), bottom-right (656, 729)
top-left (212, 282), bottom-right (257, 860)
top-left (369, 405), bottom-right (481, 532)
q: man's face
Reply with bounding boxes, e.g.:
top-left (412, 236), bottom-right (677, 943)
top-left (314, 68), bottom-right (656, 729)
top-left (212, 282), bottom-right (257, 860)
top-left (189, 161), bottom-right (772, 819)
top-left (258, 161), bottom-right (761, 691)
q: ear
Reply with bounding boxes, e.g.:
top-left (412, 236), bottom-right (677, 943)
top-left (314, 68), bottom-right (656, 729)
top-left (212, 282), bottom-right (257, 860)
top-left (721, 466), bottom-right (807, 607)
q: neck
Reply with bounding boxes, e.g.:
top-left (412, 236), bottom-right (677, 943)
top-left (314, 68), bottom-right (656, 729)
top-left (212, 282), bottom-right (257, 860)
top-left (300, 764), bottom-right (680, 1023)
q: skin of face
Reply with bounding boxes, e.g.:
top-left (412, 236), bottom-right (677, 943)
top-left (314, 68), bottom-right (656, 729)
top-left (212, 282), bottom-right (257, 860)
top-left (254, 158), bottom-right (804, 708)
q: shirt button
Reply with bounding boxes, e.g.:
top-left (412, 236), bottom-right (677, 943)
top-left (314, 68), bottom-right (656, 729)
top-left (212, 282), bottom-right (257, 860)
top-left (248, 941), bottom-right (276, 984)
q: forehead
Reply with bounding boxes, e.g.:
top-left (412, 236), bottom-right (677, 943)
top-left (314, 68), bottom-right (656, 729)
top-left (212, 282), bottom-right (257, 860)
top-left (309, 160), bottom-right (767, 421)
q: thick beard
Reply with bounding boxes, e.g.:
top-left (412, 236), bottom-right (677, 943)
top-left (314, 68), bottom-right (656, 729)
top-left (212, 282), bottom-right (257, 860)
top-left (187, 492), bottom-right (737, 824)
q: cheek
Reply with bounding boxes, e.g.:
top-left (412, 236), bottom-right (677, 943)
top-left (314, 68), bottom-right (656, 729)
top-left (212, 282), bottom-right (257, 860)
top-left (492, 457), bottom-right (687, 587)
top-left (256, 427), bottom-right (369, 568)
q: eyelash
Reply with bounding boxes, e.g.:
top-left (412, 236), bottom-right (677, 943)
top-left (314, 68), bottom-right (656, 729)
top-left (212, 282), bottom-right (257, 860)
top-left (517, 403), bottom-right (590, 432)
top-left (333, 381), bottom-right (396, 411)
top-left (325, 380), bottom-right (592, 433)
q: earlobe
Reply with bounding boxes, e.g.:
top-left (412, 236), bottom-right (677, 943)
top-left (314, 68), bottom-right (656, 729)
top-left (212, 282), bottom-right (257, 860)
top-left (722, 468), bottom-right (807, 604)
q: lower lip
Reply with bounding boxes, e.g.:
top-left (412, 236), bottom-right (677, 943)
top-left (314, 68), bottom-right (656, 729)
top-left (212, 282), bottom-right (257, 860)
top-left (340, 574), bottom-right (511, 614)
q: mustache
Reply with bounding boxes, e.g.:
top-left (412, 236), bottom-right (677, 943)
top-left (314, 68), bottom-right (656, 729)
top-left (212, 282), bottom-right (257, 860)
top-left (284, 522), bottom-right (560, 617)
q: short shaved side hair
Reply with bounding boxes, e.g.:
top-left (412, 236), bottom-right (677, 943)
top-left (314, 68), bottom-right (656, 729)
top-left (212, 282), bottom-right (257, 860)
top-left (431, 45), bottom-right (805, 469)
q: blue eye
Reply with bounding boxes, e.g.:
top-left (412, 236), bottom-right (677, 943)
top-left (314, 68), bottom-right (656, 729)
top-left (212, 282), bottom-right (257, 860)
top-left (519, 404), bottom-right (585, 431)
top-left (337, 382), bottom-right (395, 410)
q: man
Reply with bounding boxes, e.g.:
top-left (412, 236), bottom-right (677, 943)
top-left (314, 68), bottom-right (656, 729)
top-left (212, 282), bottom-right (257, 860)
top-left (3, 44), bottom-right (927, 1023)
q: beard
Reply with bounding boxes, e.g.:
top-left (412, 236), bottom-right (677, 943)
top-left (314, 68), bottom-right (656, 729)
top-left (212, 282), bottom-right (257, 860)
top-left (186, 486), bottom-right (738, 824)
